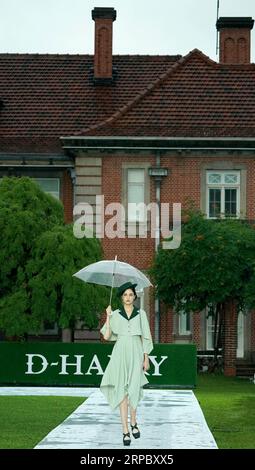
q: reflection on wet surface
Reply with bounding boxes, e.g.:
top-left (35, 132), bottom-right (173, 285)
top-left (32, 389), bottom-right (218, 449)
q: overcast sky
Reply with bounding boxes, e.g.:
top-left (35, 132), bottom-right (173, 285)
top-left (1, 0), bottom-right (255, 61)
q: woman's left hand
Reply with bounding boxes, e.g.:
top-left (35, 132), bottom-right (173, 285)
top-left (143, 356), bottom-right (150, 372)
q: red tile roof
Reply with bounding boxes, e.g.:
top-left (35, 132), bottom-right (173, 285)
top-left (0, 53), bottom-right (180, 142)
top-left (77, 50), bottom-right (255, 138)
top-left (1, 49), bottom-right (255, 147)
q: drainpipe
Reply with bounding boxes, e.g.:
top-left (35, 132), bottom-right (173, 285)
top-left (68, 167), bottom-right (76, 210)
top-left (148, 154), bottom-right (169, 343)
top-left (155, 154), bottom-right (161, 343)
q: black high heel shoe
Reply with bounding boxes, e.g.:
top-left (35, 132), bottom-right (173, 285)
top-left (131, 422), bottom-right (140, 439)
top-left (123, 432), bottom-right (131, 446)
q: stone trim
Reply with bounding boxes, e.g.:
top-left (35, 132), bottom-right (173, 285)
top-left (74, 155), bottom-right (102, 208)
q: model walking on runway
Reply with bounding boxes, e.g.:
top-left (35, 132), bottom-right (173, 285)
top-left (100, 281), bottom-right (153, 446)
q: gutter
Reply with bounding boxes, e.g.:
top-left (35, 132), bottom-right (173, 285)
top-left (0, 154), bottom-right (74, 167)
top-left (60, 136), bottom-right (255, 151)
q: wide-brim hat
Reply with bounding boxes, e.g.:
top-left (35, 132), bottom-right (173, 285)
top-left (117, 281), bottom-right (138, 297)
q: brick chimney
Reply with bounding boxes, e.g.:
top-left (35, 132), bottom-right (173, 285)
top-left (92, 7), bottom-right (116, 84)
top-left (216, 17), bottom-right (254, 64)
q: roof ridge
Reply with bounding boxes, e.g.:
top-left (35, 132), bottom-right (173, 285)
top-left (0, 53), bottom-right (93, 57)
top-left (0, 52), bottom-right (181, 57)
top-left (191, 48), bottom-right (219, 66)
top-left (112, 54), bottom-right (182, 58)
top-left (74, 49), bottom-right (218, 136)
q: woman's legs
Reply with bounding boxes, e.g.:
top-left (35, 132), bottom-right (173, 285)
top-left (130, 404), bottom-right (137, 426)
top-left (119, 395), bottom-right (129, 434)
top-left (119, 396), bottom-right (139, 440)
top-left (130, 404), bottom-right (140, 436)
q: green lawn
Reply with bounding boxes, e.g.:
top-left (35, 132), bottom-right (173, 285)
top-left (194, 374), bottom-right (255, 449)
top-left (0, 376), bottom-right (254, 449)
top-left (0, 395), bottom-right (85, 449)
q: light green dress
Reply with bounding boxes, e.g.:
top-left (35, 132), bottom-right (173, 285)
top-left (100, 306), bottom-right (153, 410)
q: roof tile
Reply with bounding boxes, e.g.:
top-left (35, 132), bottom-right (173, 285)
top-left (79, 50), bottom-right (255, 138)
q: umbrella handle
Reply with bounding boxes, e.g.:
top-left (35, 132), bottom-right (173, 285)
top-left (109, 255), bottom-right (117, 307)
top-left (109, 286), bottom-right (113, 307)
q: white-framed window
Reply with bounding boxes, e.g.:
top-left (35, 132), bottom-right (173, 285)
top-left (237, 311), bottom-right (244, 358)
top-left (206, 309), bottom-right (221, 350)
top-left (207, 308), bottom-right (244, 357)
top-left (34, 178), bottom-right (60, 200)
top-left (179, 311), bottom-right (191, 335)
top-left (127, 169), bottom-right (145, 222)
top-left (206, 314), bottom-right (215, 350)
top-left (206, 171), bottom-right (240, 219)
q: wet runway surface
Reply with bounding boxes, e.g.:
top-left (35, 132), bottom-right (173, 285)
top-left (3, 387), bottom-right (217, 449)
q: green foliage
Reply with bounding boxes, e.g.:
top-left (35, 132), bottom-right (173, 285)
top-left (151, 210), bottom-right (255, 314)
top-left (27, 224), bottom-right (109, 330)
top-left (0, 176), bottom-right (64, 294)
top-left (0, 177), bottom-right (107, 336)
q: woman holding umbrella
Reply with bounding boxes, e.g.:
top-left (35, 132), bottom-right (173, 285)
top-left (100, 281), bottom-right (153, 446)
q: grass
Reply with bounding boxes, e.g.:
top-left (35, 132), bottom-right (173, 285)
top-left (0, 375), bottom-right (254, 449)
top-left (0, 396), bottom-right (85, 449)
top-left (194, 374), bottom-right (255, 449)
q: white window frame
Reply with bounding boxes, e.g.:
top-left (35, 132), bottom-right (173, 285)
top-left (34, 177), bottom-right (60, 200)
top-left (127, 168), bottom-right (146, 222)
top-left (206, 171), bottom-right (240, 219)
top-left (237, 311), bottom-right (244, 358)
top-left (179, 311), bottom-right (191, 335)
top-left (206, 308), bottom-right (221, 351)
top-left (206, 314), bottom-right (215, 350)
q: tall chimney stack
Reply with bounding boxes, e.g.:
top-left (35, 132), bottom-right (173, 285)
top-left (92, 7), bottom-right (116, 84)
top-left (216, 17), bottom-right (254, 64)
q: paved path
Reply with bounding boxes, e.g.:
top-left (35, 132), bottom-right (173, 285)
top-left (0, 387), bottom-right (217, 449)
top-left (12, 388), bottom-right (218, 450)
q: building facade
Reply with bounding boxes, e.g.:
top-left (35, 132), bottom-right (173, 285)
top-left (1, 8), bottom-right (255, 375)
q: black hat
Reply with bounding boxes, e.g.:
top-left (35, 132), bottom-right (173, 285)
top-left (117, 281), bottom-right (137, 297)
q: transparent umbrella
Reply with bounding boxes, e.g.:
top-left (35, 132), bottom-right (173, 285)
top-left (73, 255), bottom-right (152, 305)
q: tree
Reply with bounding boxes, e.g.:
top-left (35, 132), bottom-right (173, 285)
top-left (27, 224), bottom-right (109, 335)
top-left (0, 176), bottom-right (107, 337)
top-left (150, 210), bottom-right (255, 372)
top-left (0, 176), bottom-right (63, 296)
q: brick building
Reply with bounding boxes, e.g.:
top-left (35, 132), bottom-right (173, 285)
top-left (1, 8), bottom-right (255, 375)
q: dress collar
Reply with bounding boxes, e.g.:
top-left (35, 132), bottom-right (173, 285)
top-left (119, 305), bottom-right (140, 321)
